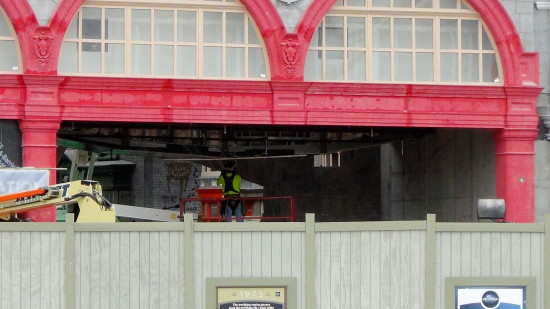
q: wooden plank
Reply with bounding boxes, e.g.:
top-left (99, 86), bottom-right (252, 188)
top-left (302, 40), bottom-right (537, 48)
top-left (380, 231), bottom-right (392, 308)
top-left (331, 232), bottom-right (341, 309)
top-left (460, 232), bottom-right (471, 277)
top-left (128, 233), bottom-right (140, 309)
top-left (11, 232), bottom-right (21, 309)
top-left (40, 232), bottom-right (51, 309)
top-left (250, 231), bottom-right (262, 277)
top-left (500, 233), bottom-right (511, 276)
top-left (261, 232), bottom-right (272, 277)
top-left (211, 231), bottom-right (222, 277)
top-left (21, 232), bottom-right (31, 309)
top-left (168, 232), bottom-right (180, 309)
top-left (530, 233), bottom-right (542, 309)
top-left (510, 232), bottom-right (522, 277)
top-left (271, 232), bottom-right (282, 277)
top-left (29, 232), bottom-right (41, 309)
top-left (231, 232), bottom-right (243, 277)
top-left (470, 232), bottom-right (482, 276)
top-left (221, 232), bottom-right (232, 277)
top-left (410, 230), bottom-right (422, 309)
top-left (1, 232), bottom-right (10, 309)
top-left (281, 231), bottom-right (292, 277)
top-left (109, 232), bottom-right (121, 309)
top-left (149, 232), bottom-right (160, 309)
top-left (450, 232), bottom-right (461, 276)
top-left (100, 233), bottom-right (110, 309)
top-left (90, 232), bottom-right (101, 309)
top-left (389, 231), bottom-right (400, 309)
top-left (139, 232), bottom-right (150, 309)
top-left (360, 231), bottom-right (371, 309)
top-left (290, 232), bottom-right (303, 308)
top-left (370, 231), bottom-right (381, 309)
top-left (318, 232), bottom-right (330, 309)
top-left (350, 232), bottom-right (361, 309)
top-left (241, 231), bottom-right (252, 277)
top-left (490, 232), bottom-right (501, 276)
top-left (400, 231), bottom-right (411, 309)
top-left (480, 232), bottom-right (492, 276)
top-left (340, 232), bottom-right (351, 309)
top-left (119, 232), bottom-right (130, 309)
top-left (178, 231), bottom-right (185, 307)
top-left (50, 232), bottom-right (61, 309)
top-left (520, 233), bottom-right (531, 276)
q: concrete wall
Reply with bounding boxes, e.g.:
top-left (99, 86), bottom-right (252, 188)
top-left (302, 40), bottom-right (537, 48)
top-left (381, 129), bottom-right (496, 222)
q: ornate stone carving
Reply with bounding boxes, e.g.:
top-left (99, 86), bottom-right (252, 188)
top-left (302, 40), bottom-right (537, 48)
top-left (33, 32), bottom-right (54, 71)
top-left (281, 40), bottom-right (301, 79)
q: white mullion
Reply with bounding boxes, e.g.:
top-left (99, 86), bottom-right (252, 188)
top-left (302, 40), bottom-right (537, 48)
top-left (78, 8), bottom-right (83, 73)
top-left (150, 8), bottom-right (155, 76)
top-left (101, 8), bottom-right (106, 74)
top-left (390, 16), bottom-right (394, 82)
top-left (222, 11), bottom-right (226, 78)
top-left (478, 21), bottom-right (483, 83)
top-left (367, 14), bottom-right (372, 82)
top-left (197, 9), bottom-right (203, 78)
top-left (457, 17), bottom-right (462, 82)
top-left (125, 7), bottom-right (131, 77)
top-left (434, 16), bottom-right (440, 83)
top-left (244, 14), bottom-right (249, 78)
top-left (322, 18), bottom-right (326, 80)
top-left (343, 16), bottom-right (348, 81)
top-left (173, 10), bottom-right (177, 78)
top-left (412, 16), bottom-right (417, 83)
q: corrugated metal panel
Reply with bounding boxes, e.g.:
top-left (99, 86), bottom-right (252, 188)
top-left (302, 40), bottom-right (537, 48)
top-left (0, 231), bottom-right (65, 309)
top-left (435, 231), bottom-right (545, 309)
top-left (315, 230), bottom-right (426, 309)
top-left (194, 231), bottom-right (305, 309)
top-left (74, 231), bottom-right (185, 309)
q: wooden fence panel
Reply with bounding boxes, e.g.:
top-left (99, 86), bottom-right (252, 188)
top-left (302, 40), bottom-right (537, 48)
top-left (435, 231), bottom-right (545, 309)
top-left (74, 231), bottom-right (185, 309)
top-left (315, 230), bottom-right (426, 309)
top-left (0, 230), bottom-right (65, 309)
top-left (194, 231), bottom-right (305, 309)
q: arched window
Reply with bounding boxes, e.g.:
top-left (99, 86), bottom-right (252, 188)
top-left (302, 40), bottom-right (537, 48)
top-left (0, 9), bottom-right (20, 73)
top-left (305, 0), bottom-right (501, 84)
top-left (59, 0), bottom-right (268, 79)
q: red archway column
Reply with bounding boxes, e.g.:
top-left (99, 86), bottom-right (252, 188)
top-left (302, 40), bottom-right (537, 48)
top-left (493, 128), bottom-right (538, 222)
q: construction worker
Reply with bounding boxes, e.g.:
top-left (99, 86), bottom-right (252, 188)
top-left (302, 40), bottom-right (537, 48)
top-left (216, 161), bottom-right (243, 222)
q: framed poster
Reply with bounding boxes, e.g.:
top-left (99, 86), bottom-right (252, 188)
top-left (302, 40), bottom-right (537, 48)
top-left (446, 277), bottom-right (535, 309)
top-left (206, 278), bottom-right (296, 309)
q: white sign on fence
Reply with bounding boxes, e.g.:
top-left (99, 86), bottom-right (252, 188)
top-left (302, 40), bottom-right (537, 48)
top-left (0, 169), bottom-right (49, 195)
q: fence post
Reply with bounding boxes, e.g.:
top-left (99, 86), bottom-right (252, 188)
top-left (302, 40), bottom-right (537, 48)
top-left (545, 214), bottom-right (550, 309)
top-left (425, 214), bottom-right (436, 309)
top-left (305, 213), bottom-right (316, 309)
top-left (184, 213), bottom-right (195, 309)
top-left (65, 213), bottom-right (75, 309)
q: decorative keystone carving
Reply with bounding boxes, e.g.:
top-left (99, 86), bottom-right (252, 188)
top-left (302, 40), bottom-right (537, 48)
top-left (281, 40), bottom-right (301, 79)
top-left (33, 32), bottom-right (54, 72)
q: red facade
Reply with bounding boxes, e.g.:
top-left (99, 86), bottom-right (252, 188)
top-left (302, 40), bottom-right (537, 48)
top-left (0, 0), bottom-right (541, 222)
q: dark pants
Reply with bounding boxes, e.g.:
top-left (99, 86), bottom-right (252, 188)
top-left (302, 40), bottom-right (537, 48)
top-left (221, 198), bottom-right (243, 222)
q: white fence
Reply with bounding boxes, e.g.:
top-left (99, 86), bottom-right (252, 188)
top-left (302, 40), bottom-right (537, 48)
top-left (0, 214), bottom-right (548, 309)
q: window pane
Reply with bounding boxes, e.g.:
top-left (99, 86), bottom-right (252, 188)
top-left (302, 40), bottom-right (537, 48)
top-left (347, 17), bottom-right (365, 48)
top-left (372, 17), bottom-right (390, 48)
top-left (177, 46), bottom-right (196, 76)
top-left (59, 42), bottom-right (78, 73)
top-left (440, 53), bottom-right (458, 82)
top-left (461, 20), bottom-right (478, 50)
top-left (394, 52), bottom-right (412, 81)
top-left (82, 43), bottom-right (101, 73)
top-left (326, 17), bottom-right (344, 47)
top-left (483, 53), bottom-right (499, 83)
top-left (305, 50), bottom-right (322, 80)
top-left (326, 50), bottom-right (344, 80)
top-left (394, 0), bottom-right (412, 8)
top-left (415, 0), bottom-right (432, 8)
top-left (416, 52), bottom-right (433, 82)
top-left (203, 46), bottom-right (222, 77)
top-left (415, 19), bottom-right (433, 49)
top-left (82, 7), bottom-right (101, 39)
top-left (461, 53), bottom-right (479, 82)
top-left (105, 43), bottom-right (125, 74)
top-left (440, 19), bottom-right (458, 49)
top-left (204, 12), bottom-right (222, 43)
top-left (226, 13), bottom-right (245, 44)
top-left (248, 20), bottom-right (260, 44)
top-left (65, 13), bottom-right (79, 39)
top-left (132, 9), bottom-right (151, 41)
top-left (440, 0), bottom-right (457, 9)
top-left (155, 10), bottom-right (174, 42)
top-left (348, 51), bottom-right (366, 80)
top-left (177, 11), bottom-right (196, 43)
top-left (372, 0), bottom-right (390, 7)
top-left (482, 28), bottom-right (493, 50)
top-left (248, 47), bottom-right (266, 78)
top-left (310, 23), bottom-right (322, 47)
top-left (373, 51), bottom-right (390, 81)
top-left (226, 47), bottom-right (244, 77)
top-left (347, 0), bottom-right (365, 6)
top-left (132, 44), bottom-right (151, 75)
top-left (155, 45), bottom-right (173, 75)
top-left (0, 40), bottom-right (18, 71)
top-left (106, 9), bottom-right (124, 40)
top-left (394, 18), bottom-right (412, 49)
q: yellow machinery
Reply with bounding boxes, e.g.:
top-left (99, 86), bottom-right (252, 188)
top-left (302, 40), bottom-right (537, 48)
top-left (0, 180), bottom-right (116, 222)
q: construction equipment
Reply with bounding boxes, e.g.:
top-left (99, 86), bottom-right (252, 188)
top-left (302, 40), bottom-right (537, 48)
top-left (0, 180), bottom-right (116, 222)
